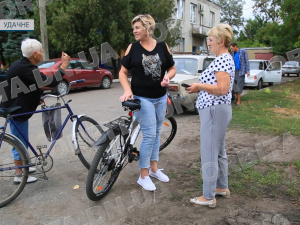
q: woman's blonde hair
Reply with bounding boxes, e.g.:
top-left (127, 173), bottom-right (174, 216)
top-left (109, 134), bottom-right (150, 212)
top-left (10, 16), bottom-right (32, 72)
top-left (208, 24), bottom-right (233, 48)
top-left (132, 14), bottom-right (155, 37)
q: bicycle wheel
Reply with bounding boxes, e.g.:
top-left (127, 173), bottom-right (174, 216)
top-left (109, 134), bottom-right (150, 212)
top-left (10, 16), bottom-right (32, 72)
top-left (0, 134), bottom-right (29, 208)
top-left (86, 132), bottom-right (123, 201)
top-left (159, 116), bottom-right (177, 151)
top-left (75, 116), bottom-right (104, 169)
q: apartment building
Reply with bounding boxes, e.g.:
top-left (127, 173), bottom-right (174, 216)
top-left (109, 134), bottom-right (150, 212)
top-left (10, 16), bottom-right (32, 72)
top-left (172, 0), bottom-right (221, 53)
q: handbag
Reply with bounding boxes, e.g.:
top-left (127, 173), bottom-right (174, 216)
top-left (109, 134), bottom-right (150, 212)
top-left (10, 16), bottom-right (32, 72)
top-left (41, 102), bottom-right (63, 142)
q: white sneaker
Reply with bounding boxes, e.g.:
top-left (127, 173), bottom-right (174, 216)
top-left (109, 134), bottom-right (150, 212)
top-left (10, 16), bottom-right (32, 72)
top-left (14, 175), bottom-right (38, 184)
top-left (29, 167), bottom-right (36, 173)
top-left (137, 175), bottom-right (156, 191)
top-left (149, 169), bottom-right (169, 182)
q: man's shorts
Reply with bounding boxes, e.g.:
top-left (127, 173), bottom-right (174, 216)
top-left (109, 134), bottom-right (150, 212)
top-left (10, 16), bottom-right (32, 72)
top-left (233, 70), bottom-right (245, 94)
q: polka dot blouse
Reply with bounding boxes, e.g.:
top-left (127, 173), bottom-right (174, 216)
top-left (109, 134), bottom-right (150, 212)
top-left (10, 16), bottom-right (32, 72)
top-left (196, 53), bottom-right (235, 109)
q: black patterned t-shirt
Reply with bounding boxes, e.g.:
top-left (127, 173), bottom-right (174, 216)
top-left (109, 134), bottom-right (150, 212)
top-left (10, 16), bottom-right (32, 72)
top-left (196, 53), bottom-right (235, 109)
top-left (121, 41), bottom-right (174, 98)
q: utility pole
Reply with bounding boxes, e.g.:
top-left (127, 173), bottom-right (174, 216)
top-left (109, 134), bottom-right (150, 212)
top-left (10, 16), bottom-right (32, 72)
top-left (39, 0), bottom-right (49, 60)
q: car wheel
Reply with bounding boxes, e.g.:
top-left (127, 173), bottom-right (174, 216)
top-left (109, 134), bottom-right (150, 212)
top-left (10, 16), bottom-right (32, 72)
top-left (101, 76), bottom-right (111, 89)
top-left (55, 80), bottom-right (69, 95)
top-left (257, 79), bottom-right (263, 90)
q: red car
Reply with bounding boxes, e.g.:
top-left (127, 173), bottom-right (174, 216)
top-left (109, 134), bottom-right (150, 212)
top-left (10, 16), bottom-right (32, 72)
top-left (38, 58), bottom-right (113, 95)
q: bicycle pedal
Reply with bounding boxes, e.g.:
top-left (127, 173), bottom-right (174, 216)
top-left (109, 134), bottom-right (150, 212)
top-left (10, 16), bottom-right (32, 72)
top-left (131, 152), bottom-right (139, 161)
top-left (128, 150), bottom-right (139, 163)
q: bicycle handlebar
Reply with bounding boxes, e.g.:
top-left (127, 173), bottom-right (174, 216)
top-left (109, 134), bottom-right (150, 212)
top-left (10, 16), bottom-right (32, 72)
top-left (40, 94), bottom-right (59, 100)
top-left (41, 79), bottom-right (86, 101)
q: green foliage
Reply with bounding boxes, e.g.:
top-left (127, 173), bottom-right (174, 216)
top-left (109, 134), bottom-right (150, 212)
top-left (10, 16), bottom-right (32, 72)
top-left (293, 160), bottom-right (300, 173)
top-left (229, 161), bottom-right (300, 203)
top-left (238, 0), bottom-right (300, 56)
top-left (0, 0), bottom-right (36, 64)
top-left (2, 32), bottom-right (36, 59)
top-left (214, 0), bottom-right (244, 32)
top-left (31, 0), bottom-right (178, 58)
top-left (253, 0), bottom-right (283, 23)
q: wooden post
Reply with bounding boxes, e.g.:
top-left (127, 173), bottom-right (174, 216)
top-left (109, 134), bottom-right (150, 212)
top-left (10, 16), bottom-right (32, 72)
top-left (39, 0), bottom-right (49, 60)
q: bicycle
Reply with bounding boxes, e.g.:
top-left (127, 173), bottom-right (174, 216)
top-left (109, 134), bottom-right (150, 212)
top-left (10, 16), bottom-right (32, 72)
top-left (0, 80), bottom-right (103, 208)
top-left (86, 98), bottom-right (177, 201)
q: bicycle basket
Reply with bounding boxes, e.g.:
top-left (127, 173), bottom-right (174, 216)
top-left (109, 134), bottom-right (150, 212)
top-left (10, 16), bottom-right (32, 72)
top-left (41, 102), bottom-right (63, 142)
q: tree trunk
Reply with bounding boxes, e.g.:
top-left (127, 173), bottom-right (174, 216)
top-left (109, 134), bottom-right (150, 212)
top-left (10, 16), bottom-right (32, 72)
top-left (0, 50), bottom-right (6, 66)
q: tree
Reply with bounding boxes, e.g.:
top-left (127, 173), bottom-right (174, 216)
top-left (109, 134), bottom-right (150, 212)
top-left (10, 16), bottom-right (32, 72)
top-left (239, 16), bottom-right (265, 41)
top-left (33, 0), bottom-right (178, 57)
top-left (213, 0), bottom-right (244, 32)
top-left (253, 0), bottom-right (283, 23)
top-left (31, 0), bottom-right (179, 77)
top-left (280, 0), bottom-right (300, 49)
top-left (0, 0), bottom-right (36, 65)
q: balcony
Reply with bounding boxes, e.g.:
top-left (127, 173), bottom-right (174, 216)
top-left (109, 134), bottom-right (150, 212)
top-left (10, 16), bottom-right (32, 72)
top-left (191, 24), bottom-right (210, 37)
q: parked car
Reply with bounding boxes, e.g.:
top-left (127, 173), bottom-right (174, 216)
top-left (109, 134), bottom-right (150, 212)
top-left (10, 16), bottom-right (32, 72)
top-left (0, 69), bottom-right (7, 82)
top-left (282, 61), bottom-right (300, 77)
top-left (38, 58), bottom-right (113, 95)
top-left (168, 54), bottom-right (215, 113)
top-left (244, 60), bottom-right (282, 90)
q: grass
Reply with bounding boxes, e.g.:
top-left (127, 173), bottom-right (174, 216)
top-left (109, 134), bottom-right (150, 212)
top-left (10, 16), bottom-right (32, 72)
top-left (230, 161), bottom-right (300, 203)
top-left (187, 159), bottom-right (300, 205)
top-left (228, 80), bottom-right (300, 203)
top-left (230, 79), bottom-right (300, 136)
top-left (169, 193), bottom-right (183, 202)
top-left (180, 81), bottom-right (300, 205)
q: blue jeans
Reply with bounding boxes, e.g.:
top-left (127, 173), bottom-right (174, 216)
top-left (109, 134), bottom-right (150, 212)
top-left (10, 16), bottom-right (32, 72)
top-left (9, 120), bottom-right (29, 160)
top-left (134, 94), bottom-right (167, 169)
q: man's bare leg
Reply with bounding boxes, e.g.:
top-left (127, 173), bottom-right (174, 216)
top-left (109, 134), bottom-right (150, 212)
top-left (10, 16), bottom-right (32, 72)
top-left (236, 93), bottom-right (241, 105)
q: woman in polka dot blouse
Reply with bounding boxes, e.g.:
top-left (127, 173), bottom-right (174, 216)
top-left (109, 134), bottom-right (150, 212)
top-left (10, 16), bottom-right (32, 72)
top-left (186, 24), bottom-right (235, 208)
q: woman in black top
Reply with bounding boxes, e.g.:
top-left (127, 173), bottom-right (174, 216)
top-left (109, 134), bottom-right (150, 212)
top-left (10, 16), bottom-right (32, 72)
top-left (0, 38), bottom-right (70, 183)
top-left (119, 14), bottom-right (176, 191)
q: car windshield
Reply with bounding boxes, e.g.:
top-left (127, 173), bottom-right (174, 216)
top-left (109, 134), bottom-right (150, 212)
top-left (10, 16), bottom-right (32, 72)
top-left (174, 58), bottom-right (197, 75)
top-left (37, 61), bottom-right (56, 68)
top-left (250, 61), bottom-right (264, 70)
top-left (284, 61), bottom-right (297, 66)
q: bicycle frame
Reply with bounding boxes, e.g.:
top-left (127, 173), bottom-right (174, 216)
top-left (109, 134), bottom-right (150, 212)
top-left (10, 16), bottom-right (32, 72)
top-left (104, 114), bottom-right (140, 167)
top-left (0, 96), bottom-right (87, 170)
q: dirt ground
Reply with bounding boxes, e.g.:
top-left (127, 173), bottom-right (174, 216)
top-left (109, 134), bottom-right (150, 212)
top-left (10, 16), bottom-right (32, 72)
top-left (1, 83), bottom-right (300, 225)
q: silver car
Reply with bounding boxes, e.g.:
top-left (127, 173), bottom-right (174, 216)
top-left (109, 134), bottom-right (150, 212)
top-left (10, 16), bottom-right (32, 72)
top-left (282, 61), bottom-right (300, 77)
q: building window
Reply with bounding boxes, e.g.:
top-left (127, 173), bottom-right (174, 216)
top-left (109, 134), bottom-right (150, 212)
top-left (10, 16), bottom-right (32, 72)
top-left (180, 38), bottom-right (185, 52)
top-left (209, 11), bottom-right (215, 27)
top-left (177, 0), bottom-right (184, 19)
top-left (190, 3), bottom-right (196, 23)
top-left (199, 14), bottom-right (204, 33)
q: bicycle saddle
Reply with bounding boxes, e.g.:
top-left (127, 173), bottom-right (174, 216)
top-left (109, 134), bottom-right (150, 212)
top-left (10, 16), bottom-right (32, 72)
top-left (0, 106), bottom-right (21, 117)
top-left (122, 99), bottom-right (141, 111)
